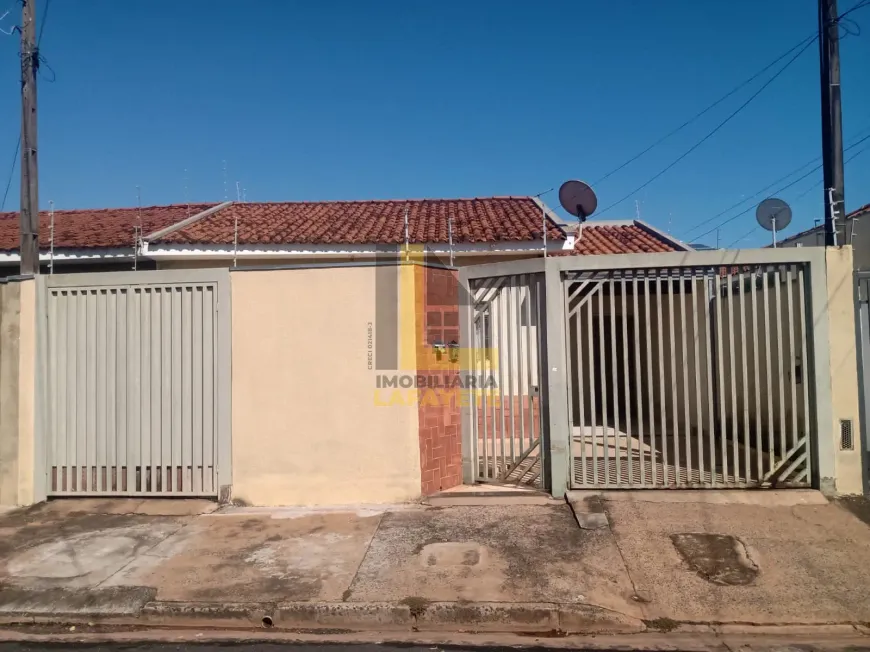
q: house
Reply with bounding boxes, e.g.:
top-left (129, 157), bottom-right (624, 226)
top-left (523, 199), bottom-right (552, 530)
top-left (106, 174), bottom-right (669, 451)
top-left (778, 202), bottom-right (870, 269)
top-left (0, 197), bottom-right (690, 274)
top-left (0, 197), bottom-right (863, 506)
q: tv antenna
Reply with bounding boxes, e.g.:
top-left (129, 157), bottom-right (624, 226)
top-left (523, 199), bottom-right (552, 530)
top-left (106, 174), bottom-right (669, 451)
top-left (756, 198), bottom-right (792, 248)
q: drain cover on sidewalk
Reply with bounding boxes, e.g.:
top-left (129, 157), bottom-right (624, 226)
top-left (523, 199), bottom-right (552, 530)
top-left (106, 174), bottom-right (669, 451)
top-left (670, 533), bottom-right (758, 586)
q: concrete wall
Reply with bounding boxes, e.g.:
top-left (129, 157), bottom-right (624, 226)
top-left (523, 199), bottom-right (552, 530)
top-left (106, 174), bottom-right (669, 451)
top-left (0, 279), bottom-right (36, 507)
top-left (825, 247), bottom-right (864, 494)
top-left (230, 266), bottom-right (422, 505)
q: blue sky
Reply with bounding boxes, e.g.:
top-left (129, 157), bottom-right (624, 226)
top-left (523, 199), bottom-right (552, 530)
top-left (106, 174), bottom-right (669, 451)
top-left (0, 0), bottom-right (868, 248)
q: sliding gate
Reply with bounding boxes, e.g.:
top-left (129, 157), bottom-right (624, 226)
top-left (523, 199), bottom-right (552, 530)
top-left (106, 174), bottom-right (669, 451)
top-left (41, 270), bottom-right (231, 497)
top-left (565, 263), bottom-right (815, 488)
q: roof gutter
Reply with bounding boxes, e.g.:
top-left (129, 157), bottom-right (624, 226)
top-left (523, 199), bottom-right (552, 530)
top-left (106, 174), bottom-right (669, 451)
top-left (139, 240), bottom-right (567, 260)
top-left (143, 201), bottom-right (234, 242)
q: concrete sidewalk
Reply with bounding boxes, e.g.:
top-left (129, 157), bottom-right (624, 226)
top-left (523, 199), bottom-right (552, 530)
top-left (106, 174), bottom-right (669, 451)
top-left (0, 492), bottom-right (868, 637)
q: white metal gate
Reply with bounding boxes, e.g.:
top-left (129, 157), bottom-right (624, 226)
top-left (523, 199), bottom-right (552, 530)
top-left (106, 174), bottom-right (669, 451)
top-left (566, 264), bottom-right (814, 488)
top-left (468, 273), bottom-right (546, 487)
top-left (42, 270), bottom-right (230, 497)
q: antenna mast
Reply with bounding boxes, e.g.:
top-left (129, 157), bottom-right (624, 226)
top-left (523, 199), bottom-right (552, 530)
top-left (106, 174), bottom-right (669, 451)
top-left (134, 186), bottom-right (142, 270)
top-left (447, 217), bottom-right (454, 267)
top-left (542, 201), bottom-right (547, 257)
top-left (403, 206), bottom-right (409, 261)
top-left (222, 160), bottom-right (228, 201)
top-left (533, 187), bottom-right (554, 258)
top-left (234, 181), bottom-right (241, 267)
top-left (48, 199), bottom-right (54, 274)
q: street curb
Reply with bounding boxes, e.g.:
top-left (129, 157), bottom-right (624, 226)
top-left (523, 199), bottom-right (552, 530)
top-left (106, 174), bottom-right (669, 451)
top-left (4, 600), bottom-right (864, 638)
top-left (275, 602), bottom-right (413, 629)
top-left (139, 602), bottom-right (274, 629)
top-left (136, 600), bottom-right (644, 634)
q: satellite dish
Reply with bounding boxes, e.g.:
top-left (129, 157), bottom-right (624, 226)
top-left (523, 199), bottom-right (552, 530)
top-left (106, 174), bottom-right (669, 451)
top-left (559, 180), bottom-right (598, 222)
top-left (756, 198), bottom-right (792, 248)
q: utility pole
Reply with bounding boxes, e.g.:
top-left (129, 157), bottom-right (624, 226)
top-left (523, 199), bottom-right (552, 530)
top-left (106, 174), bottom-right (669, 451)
top-left (19, 0), bottom-right (39, 274)
top-left (819, 0), bottom-right (845, 247)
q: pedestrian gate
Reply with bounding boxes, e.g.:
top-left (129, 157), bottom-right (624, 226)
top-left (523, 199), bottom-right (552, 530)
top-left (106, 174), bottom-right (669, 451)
top-left (41, 270), bottom-right (230, 497)
top-left (468, 273), bottom-right (546, 487)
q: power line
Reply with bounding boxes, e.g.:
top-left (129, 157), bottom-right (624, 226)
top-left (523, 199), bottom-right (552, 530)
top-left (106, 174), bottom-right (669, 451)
top-left (0, 134), bottom-right (20, 211)
top-left (594, 36), bottom-right (818, 219)
top-left (838, 0), bottom-right (870, 20)
top-left (588, 0), bottom-right (870, 216)
top-left (37, 0), bottom-right (50, 45)
top-left (710, 132), bottom-right (870, 246)
top-left (684, 157), bottom-right (822, 238)
top-left (684, 123), bottom-right (870, 238)
top-left (590, 34), bottom-right (818, 187)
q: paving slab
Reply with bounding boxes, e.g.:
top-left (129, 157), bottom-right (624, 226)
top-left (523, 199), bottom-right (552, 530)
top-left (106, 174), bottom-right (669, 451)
top-left (104, 510), bottom-right (383, 603)
top-left (0, 510), bottom-right (186, 590)
top-left (346, 504), bottom-right (642, 618)
top-left (603, 498), bottom-right (870, 624)
top-left (0, 586), bottom-right (157, 617)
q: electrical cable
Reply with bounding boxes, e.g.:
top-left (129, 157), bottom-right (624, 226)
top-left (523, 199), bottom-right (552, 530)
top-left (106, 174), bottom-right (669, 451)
top-left (37, 0), bottom-right (50, 45)
top-left (703, 132), bottom-right (870, 245)
top-left (728, 139), bottom-right (870, 246)
top-left (0, 134), bottom-right (20, 212)
top-left (684, 157), bottom-right (822, 238)
top-left (594, 35), bottom-right (819, 219)
top-left (590, 33), bottom-right (818, 187)
top-left (589, 0), bottom-right (869, 191)
top-left (586, 0), bottom-right (870, 219)
top-left (684, 123), bottom-right (870, 238)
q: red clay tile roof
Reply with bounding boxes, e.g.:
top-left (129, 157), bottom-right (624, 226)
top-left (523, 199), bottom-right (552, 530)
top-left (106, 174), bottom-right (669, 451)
top-left (152, 198), bottom-right (565, 246)
top-left (564, 223), bottom-right (684, 255)
top-left (0, 199), bottom-right (685, 256)
top-left (0, 204), bottom-right (217, 251)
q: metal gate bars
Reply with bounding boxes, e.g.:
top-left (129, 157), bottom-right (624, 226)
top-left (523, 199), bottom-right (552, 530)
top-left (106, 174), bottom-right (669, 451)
top-left (468, 273), bottom-right (547, 487)
top-left (41, 270), bottom-right (231, 497)
top-left (565, 264), bottom-right (814, 488)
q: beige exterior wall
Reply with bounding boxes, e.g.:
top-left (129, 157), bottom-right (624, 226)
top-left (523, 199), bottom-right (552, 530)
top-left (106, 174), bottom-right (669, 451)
top-left (0, 281), bottom-right (21, 505)
top-left (825, 246), bottom-right (864, 494)
top-left (16, 280), bottom-right (36, 505)
top-left (0, 279), bottom-right (36, 507)
top-left (230, 266), bottom-right (422, 505)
